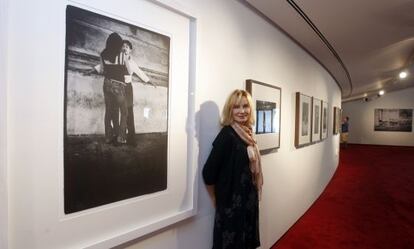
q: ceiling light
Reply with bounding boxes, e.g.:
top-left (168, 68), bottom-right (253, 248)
top-left (379, 90), bottom-right (385, 95)
top-left (399, 71), bottom-right (408, 79)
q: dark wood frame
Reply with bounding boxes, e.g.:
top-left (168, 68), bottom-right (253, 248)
top-left (295, 92), bottom-right (312, 148)
top-left (311, 97), bottom-right (322, 143)
top-left (333, 106), bottom-right (342, 135)
top-left (321, 101), bottom-right (328, 140)
top-left (246, 79), bottom-right (281, 154)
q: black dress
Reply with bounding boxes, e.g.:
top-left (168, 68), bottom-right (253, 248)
top-left (203, 126), bottom-right (260, 249)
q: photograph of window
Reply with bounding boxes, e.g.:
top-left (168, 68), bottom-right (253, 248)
top-left (256, 100), bottom-right (277, 134)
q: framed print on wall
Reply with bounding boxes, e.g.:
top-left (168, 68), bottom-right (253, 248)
top-left (321, 101), bottom-right (328, 140)
top-left (65, 4), bottom-right (171, 215)
top-left (295, 92), bottom-right (312, 148)
top-left (374, 108), bottom-right (413, 132)
top-left (333, 106), bottom-right (342, 135)
top-left (311, 97), bottom-right (322, 143)
top-left (58, 1), bottom-right (198, 248)
top-left (246, 79), bottom-right (281, 153)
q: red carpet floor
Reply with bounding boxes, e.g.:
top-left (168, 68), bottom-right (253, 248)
top-left (271, 144), bottom-right (414, 249)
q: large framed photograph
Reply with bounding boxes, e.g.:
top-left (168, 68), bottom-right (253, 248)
top-left (246, 79), bottom-right (281, 153)
top-left (60, 1), bottom-right (197, 248)
top-left (311, 97), bottom-right (322, 143)
top-left (295, 92), bottom-right (312, 148)
top-left (374, 108), bottom-right (413, 132)
top-left (333, 106), bottom-right (341, 135)
top-left (65, 4), bottom-right (171, 214)
top-left (321, 101), bottom-right (328, 140)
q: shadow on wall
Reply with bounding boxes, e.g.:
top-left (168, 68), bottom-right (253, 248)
top-left (175, 101), bottom-right (221, 249)
top-left (114, 101), bottom-right (221, 249)
top-left (195, 101), bottom-right (222, 209)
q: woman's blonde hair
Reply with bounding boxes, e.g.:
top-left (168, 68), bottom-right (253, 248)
top-left (221, 89), bottom-right (255, 126)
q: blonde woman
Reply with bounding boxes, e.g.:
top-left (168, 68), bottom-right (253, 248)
top-left (203, 89), bottom-right (263, 249)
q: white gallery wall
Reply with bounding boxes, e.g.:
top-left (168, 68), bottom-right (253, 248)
top-left (0, 0), bottom-right (9, 248)
top-left (342, 87), bottom-right (414, 146)
top-left (2, 0), bottom-right (341, 248)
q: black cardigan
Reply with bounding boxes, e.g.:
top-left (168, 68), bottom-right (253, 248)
top-left (202, 125), bottom-right (260, 249)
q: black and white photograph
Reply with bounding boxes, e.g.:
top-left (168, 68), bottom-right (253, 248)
top-left (374, 109), bottom-right (413, 132)
top-left (246, 79), bottom-right (281, 153)
top-left (311, 97), bottom-right (322, 143)
top-left (295, 92), bottom-right (312, 148)
top-left (302, 102), bottom-right (310, 136)
top-left (321, 101), bottom-right (328, 140)
top-left (333, 106), bottom-right (341, 135)
top-left (314, 104), bottom-right (320, 134)
top-left (64, 5), bottom-right (169, 214)
top-left (256, 100), bottom-right (277, 134)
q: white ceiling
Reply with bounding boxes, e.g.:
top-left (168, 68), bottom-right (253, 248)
top-left (244, 0), bottom-right (414, 102)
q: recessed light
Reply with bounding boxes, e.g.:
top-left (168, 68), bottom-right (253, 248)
top-left (399, 71), bottom-right (408, 79)
top-left (379, 90), bottom-right (385, 95)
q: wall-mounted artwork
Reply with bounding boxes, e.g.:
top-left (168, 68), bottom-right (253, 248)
top-left (333, 106), bottom-right (341, 135)
top-left (374, 109), bottom-right (413, 132)
top-left (321, 101), bottom-right (328, 140)
top-left (23, 2), bottom-right (198, 248)
top-left (246, 79), bottom-right (281, 153)
top-left (64, 5), bottom-right (170, 214)
top-left (311, 97), bottom-right (322, 143)
top-left (295, 92), bottom-right (312, 147)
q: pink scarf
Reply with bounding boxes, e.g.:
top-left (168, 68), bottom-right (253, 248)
top-left (231, 123), bottom-right (263, 200)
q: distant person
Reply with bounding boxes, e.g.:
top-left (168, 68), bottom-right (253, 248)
top-left (341, 116), bottom-right (350, 148)
top-left (202, 89), bottom-right (263, 249)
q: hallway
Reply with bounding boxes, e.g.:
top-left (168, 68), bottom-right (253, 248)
top-left (272, 144), bottom-right (414, 249)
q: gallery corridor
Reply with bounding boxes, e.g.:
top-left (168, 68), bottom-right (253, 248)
top-left (272, 144), bottom-right (414, 249)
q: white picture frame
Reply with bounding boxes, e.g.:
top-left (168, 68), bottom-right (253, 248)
top-left (10, 0), bottom-right (198, 248)
top-left (0, 2), bottom-right (8, 247)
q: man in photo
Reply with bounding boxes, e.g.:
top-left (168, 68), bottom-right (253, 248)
top-left (121, 40), bottom-right (156, 146)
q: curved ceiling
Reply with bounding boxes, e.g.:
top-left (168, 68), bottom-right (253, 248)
top-left (244, 0), bottom-right (414, 102)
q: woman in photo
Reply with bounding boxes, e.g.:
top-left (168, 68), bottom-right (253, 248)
top-left (100, 32), bottom-right (124, 144)
top-left (202, 89), bottom-right (263, 249)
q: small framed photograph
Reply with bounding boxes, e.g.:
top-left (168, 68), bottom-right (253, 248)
top-left (246, 79), bottom-right (281, 153)
top-left (311, 97), bottom-right (322, 143)
top-left (295, 92), bottom-right (312, 147)
top-left (321, 101), bottom-right (328, 140)
top-left (333, 106), bottom-right (342, 135)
